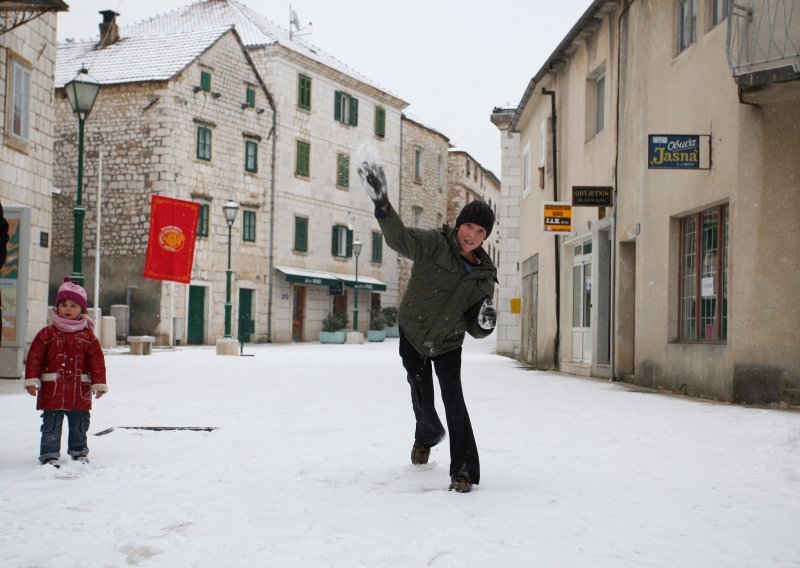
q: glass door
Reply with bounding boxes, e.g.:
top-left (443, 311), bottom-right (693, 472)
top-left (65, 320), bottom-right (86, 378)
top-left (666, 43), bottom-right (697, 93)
top-left (571, 242), bottom-right (592, 362)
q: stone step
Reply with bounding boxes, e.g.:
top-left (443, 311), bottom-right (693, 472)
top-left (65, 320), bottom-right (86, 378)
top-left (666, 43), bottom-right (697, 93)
top-left (782, 388), bottom-right (800, 405)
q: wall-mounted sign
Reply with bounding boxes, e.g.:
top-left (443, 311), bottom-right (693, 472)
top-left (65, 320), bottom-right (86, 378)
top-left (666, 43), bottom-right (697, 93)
top-left (543, 202), bottom-right (573, 233)
top-left (648, 134), bottom-right (700, 169)
top-left (572, 186), bottom-right (613, 207)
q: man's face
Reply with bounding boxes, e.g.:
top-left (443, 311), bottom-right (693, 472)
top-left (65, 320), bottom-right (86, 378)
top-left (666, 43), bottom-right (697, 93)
top-left (456, 222), bottom-right (487, 256)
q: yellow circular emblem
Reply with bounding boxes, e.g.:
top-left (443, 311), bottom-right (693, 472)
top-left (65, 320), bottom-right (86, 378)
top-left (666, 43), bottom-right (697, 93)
top-left (158, 225), bottom-right (186, 252)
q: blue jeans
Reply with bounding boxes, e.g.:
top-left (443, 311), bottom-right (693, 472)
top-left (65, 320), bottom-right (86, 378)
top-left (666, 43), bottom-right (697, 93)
top-left (39, 410), bottom-right (90, 463)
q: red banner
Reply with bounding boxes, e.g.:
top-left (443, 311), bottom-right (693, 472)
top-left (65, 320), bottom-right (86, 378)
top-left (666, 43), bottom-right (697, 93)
top-left (144, 196), bottom-right (201, 284)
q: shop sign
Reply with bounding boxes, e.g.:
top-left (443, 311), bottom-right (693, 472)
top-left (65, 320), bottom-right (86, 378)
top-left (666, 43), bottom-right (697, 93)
top-left (543, 202), bottom-right (573, 233)
top-left (572, 186), bottom-right (613, 207)
top-left (648, 134), bottom-right (700, 169)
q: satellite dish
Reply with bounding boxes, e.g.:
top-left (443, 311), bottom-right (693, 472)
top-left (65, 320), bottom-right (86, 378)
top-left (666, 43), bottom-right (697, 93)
top-left (291, 9), bottom-right (301, 30)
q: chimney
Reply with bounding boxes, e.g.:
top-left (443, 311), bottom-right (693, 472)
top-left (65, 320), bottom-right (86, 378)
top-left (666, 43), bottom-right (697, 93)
top-left (98, 10), bottom-right (120, 48)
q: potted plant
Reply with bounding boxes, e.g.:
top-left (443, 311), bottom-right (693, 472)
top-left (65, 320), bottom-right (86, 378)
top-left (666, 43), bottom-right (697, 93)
top-left (367, 311), bottom-right (387, 342)
top-left (319, 312), bottom-right (348, 344)
top-left (381, 306), bottom-right (399, 338)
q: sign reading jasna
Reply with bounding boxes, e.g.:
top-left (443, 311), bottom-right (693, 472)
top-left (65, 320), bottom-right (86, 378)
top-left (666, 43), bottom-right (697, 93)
top-left (543, 202), bottom-right (573, 233)
top-left (648, 134), bottom-right (700, 169)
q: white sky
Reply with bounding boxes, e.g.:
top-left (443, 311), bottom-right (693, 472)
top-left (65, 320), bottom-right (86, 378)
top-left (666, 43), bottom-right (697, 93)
top-left (2, 336), bottom-right (799, 565)
top-left (56, 0), bottom-right (594, 176)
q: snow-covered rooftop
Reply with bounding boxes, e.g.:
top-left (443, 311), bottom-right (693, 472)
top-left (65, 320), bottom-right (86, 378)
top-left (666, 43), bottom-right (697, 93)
top-left (56, 26), bottom-right (233, 87)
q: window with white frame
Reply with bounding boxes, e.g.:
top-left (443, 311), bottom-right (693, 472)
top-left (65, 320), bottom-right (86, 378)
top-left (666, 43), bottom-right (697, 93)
top-left (679, 204), bottom-right (728, 342)
top-left (595, 74), bottom-right (606, 135)
top-left (539, 120), bottom-right (547, 165)
top-left (7, 55), bottom-right (31, 144)
top-left (522, 143), bottom-right (531, 195)
top-left (334, 90), bottom-right (358, 126)
top-left (414, 148), bottom-right (422, 181)
top-left (678, 0), bottom-right (697, 53)
top-left (711, 0), bottom-right (728, 27)
top-left (331, 224), bottom-right (352, 257)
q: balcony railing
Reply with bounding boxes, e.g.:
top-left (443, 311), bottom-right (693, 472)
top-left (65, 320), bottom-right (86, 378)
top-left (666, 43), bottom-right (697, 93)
top-left (727, 0), bottom-right (800, 102)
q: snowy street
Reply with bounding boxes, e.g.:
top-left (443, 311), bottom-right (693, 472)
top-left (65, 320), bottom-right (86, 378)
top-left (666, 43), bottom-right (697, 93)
top-left (1, 336), bottom-right (798, 567)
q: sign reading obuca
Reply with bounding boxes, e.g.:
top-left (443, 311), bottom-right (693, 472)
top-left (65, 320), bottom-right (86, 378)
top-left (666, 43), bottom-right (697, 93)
top-left (543, 202), bottom-right (573, 233)
top-left (648, 134), bottom-right (700, 169)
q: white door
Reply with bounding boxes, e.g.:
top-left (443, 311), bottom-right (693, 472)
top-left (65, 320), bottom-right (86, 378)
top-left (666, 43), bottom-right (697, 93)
top-left (571, 242), bottom-right (592, 362)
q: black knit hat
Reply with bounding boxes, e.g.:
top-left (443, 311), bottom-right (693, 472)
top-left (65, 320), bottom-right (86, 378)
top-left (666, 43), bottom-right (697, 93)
top-left (456, 200), bottom-right (495, 237)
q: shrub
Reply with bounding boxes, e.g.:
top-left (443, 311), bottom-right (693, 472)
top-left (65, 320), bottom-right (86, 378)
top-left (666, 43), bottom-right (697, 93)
top-left (380, 306), bottom-right (398, 327)
top-left (369, 312), bottom-right (387, 331)
top-left (322, 312), bottom-right (347, 332)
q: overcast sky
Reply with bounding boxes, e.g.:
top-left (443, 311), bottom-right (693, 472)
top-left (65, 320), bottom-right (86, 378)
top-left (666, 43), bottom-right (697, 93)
top-left (57, 0), bottom-right (593, 176)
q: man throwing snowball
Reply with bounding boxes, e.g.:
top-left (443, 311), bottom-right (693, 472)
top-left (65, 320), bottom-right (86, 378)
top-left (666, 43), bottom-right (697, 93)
top-left (358, 153), bottom-right (497, 493)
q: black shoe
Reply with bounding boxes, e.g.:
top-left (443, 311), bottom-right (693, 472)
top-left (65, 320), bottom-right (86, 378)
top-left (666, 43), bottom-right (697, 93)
top-left (41, 458), bottom-right (60, 469)
top-left (448, 475), bottom-right (472, 493)
top-left (72, 455), bottom-right (89, 464)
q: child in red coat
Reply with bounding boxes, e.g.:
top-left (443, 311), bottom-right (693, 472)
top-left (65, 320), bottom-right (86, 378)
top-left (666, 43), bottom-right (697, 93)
top-left (24, 279), bottom-right (108, 466)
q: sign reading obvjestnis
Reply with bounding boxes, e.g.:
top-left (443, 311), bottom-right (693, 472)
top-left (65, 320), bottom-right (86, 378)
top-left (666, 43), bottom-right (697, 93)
top-left (648, 134), bottom-right (700, 169)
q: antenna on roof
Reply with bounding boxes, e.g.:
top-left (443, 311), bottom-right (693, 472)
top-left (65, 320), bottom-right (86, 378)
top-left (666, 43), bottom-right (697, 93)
top-left (289, 5), bottom-right (312, 40)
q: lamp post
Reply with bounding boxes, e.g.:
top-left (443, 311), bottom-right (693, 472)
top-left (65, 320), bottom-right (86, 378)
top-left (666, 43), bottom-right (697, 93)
top-left (222, 201), bottom-right (239, 338)
top-left (64, 67), bottom-right (100, 286)
top-left (352, 239), bottom-right (362, 332)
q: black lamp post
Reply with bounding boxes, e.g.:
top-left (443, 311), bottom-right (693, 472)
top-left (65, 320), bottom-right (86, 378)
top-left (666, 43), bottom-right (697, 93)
top-left (222, 200), bottom-right (239, 338)
top-left (64, 67), bottom-right (100, 286)
top-left (352, 239), bottom-right (362, 332)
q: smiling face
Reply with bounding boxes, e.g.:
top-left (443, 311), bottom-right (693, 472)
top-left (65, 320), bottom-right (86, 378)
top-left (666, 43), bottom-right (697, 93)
top-left (456, 222), bottom-right (487, 258)
top-left (57, 299), bottom-right (83, 320)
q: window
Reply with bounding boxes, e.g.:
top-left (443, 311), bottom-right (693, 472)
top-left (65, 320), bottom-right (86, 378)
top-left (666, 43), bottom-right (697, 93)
top-left (371, 231), bottom-right (383, 263)
top-left (679, 204), bottom-right (728, 342)
top-left (436, 213), bottom-right (443, 227)
top-left (331, 224), bottom-right (353, 257)
top-left (595, 75), bottom-right (606, 135)
top-left (412, 206), bottom-right (423, 228)
top-left (334, 90), bottom-right (358, 126)
top-left (374, 106), bottom-right (386, 137)
top-left (539, 120), bottom-right (547, 165)
top-left (200, 70), bottom-right (211, 92)
top-left (294, 216), bottom-right (308, 252)
top-left (522, 144), bottom-right (531, 195)
top-left (242, 210), bottom-right (256, 242)
top-left (245, 86), bottom-right (256, 108)
top-left (466, 158), bottom-right (471, 177)
top-left (298, 74), bottom-right (312, 110)
top-left (337, 153), bottom-right (350, 188)
top-left (711, 0), bottom-right (728, 27)
top-left (197, 203), bottom-right (210, 237)
top-left (7, 56), bottom-right (31, 143)
top-left (244, 139), bottom-right (258, 173)
top-left (678, 0), bottom-right (696, 53)
top-left (414, 149), bottom-right (422, 182)
top-left (197, 126), bottom-right (212, 161)
top-left (296, 140), bottom-right (310, 177)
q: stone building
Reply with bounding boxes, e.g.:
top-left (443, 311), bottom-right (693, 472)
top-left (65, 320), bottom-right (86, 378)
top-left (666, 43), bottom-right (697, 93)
top-left (53, 1), bottom-right (409, 344)
top-left (493, 0), bottom-right (800, 405)
top-left (395, 115), bottom-right (450, 298)
top-left (53, 21), bottom-right (276, 345)
top-left (0, 1), bottom-right (67, 377)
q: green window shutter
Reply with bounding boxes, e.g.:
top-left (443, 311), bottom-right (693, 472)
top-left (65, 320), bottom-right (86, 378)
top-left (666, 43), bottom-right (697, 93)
top-left (200, 71), bottom-right (211, 92)
top-left (375, 106), bottom-right (385, 138)
top-left (298, 74), bottom-right (311, 109)
top-left (295, 217), bottom-right (308, 252)
top-left (372, 232), bottom-right (383, 263)
top-left (334, 90), bottom-right (342, 121)
top-left (242, 210), bottom-right (256, 242)
top-left (337, 153), bottom-right (350, 187)
top-left (296, 140), bottom-right (310, 176)
top-left (346, 229), bottom-right (353, 257)
top-left (331, 225), bottom-right (338, 256)
top-left (349, 97), bottom-right (359, 126)
top-left (197, 127), bottom-right (211, 161)
top-left (246, 87), bottom-right (256, 107)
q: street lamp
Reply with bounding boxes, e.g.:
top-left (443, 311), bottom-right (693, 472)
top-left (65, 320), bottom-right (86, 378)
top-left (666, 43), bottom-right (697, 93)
top-left (64, 67), bottom-right (100, 286)
top-left (352, 239), bottom-right (362, 332)
top-left (222, 200), bottom-right (239, 338)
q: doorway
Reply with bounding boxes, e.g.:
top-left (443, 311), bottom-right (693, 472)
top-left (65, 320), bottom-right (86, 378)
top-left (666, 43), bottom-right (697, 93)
top-left (521, 254), bottom-right (539, 366)
top-left (618, 241), bottom-right (636, 377)
top-left (572, 241), bottom-right (592, 362)
top-left (292, 286), bottom-right (306, 341)
top-left (238, 288), bottom-right (253, 343)
top-left (187, 285), bottom-right (205, 345)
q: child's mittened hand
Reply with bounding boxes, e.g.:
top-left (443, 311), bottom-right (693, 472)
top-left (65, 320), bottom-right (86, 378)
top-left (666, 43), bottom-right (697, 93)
top-left (477, 299), bottom-right (497, 330)
top-left (94, 391), bottom-right (105, 399)
top-left (26, 386), bottom-right (37, 396)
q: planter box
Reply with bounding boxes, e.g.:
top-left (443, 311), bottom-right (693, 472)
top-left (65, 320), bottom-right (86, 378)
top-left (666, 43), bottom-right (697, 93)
top-left (384, 326), bottom-right (399, 338)
top-left (367, 330), bottom-right (386, 342)
top-left (319, 331), bottom-right (347, 344)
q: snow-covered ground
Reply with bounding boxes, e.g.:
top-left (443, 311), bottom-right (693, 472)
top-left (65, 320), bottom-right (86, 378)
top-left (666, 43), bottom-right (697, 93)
top-left (1, 335), bottom-right (798, 567)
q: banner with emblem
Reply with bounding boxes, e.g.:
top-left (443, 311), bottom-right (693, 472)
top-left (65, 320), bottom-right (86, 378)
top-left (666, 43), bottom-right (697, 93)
top-left (144, 196), bottom-right (201, 284)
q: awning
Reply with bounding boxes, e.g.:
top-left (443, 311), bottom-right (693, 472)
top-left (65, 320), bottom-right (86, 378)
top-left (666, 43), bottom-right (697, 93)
top-left (275, 266), bottom-right (340, 287)
top-left (329, 272), bottom-right (388, 292)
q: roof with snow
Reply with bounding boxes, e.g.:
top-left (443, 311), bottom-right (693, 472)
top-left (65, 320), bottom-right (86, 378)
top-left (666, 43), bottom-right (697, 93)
top-left (122, 0), bottom-right (402, 101)
top-left (55, 26), bottom-right (235, 87)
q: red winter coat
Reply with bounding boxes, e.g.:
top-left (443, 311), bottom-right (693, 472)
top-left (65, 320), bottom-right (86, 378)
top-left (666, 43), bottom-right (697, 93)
top-left (24, 325), bottom-right (107, 411)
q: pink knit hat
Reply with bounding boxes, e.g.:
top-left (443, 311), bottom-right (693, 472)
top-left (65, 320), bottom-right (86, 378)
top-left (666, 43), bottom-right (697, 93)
top-left (55, 278), bottom-right (88, 312)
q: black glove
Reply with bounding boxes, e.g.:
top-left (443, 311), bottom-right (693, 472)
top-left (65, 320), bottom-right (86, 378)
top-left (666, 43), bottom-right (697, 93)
top-left (477, 299), bottom-right (496, 331)
top-left (357, 161), bottom-right (388, 209)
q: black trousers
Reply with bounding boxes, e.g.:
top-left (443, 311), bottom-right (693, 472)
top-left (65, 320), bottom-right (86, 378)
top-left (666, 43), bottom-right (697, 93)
top-left (399, 329), bottom-right (480, 484)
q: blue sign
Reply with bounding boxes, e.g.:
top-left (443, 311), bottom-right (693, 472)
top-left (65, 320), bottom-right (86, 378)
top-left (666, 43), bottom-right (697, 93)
top-left (648, 135), bottom-right (700, 169)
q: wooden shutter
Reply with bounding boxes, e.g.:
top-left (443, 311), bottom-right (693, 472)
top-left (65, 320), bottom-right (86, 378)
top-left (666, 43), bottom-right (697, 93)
top-left (375, 107), bottom-right (385, 137)
top-left (334, 91), bottom-right (342, 121)
top-left (295, 217), bottom-right (308, 251)
top-left (349, 97), bottom-right (359, 126)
